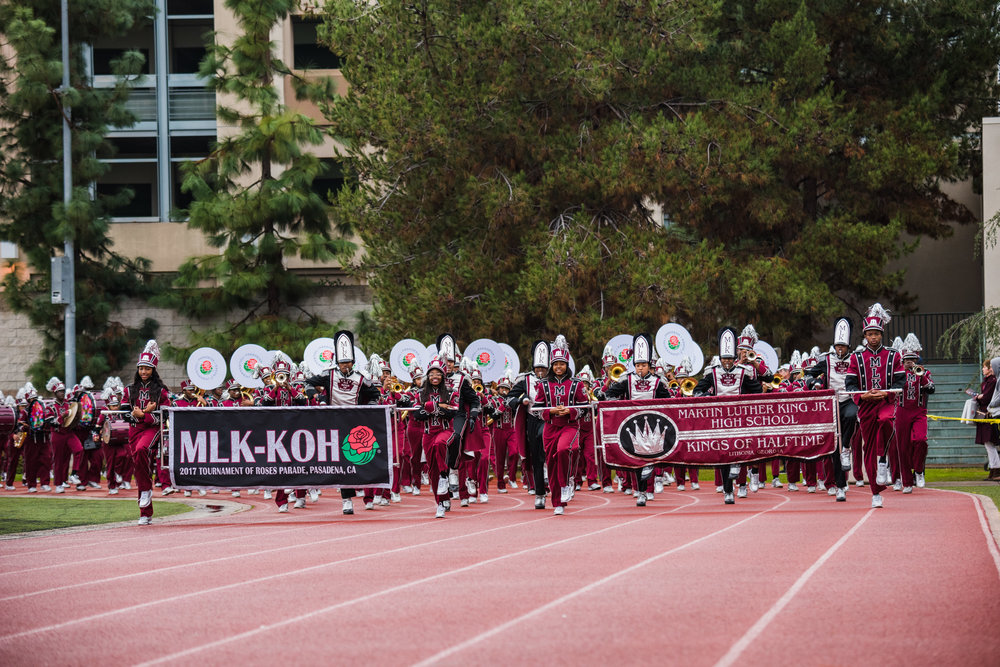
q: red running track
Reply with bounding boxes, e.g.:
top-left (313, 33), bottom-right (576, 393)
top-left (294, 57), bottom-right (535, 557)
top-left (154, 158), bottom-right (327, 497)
top-left (1, 485), bottom-right (998, 666)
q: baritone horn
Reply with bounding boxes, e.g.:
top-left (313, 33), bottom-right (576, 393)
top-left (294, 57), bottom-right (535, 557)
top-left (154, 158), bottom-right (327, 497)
top-left (609, 363), bottom-right (627, 381)
top-left (679, 377), bottom-right (698, 396)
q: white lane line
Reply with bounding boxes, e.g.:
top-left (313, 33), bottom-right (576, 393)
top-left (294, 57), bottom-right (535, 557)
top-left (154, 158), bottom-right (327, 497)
top-left (0, 501), bottom-right (440, 576)
top-left (0, 494), bottom-right (608, 642)
top-left (0, 496), bottom-right (524, 602)
top-left (714, 509), bottom-right (875, 667)
top-left (0, 524), bottom-right (221, 559)
top-left (412, 493), bottom-right (788, 667)
top-left (133, 494), bottom-right (692, 666)
top-left (926, 487), bottom-right (1000, 580)
top-left (974, 495), bottom-right (1000, 579)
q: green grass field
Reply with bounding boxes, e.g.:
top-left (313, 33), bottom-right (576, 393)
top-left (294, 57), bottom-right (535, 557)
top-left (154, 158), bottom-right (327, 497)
top-left (0, 498), bottom-right (192, 535)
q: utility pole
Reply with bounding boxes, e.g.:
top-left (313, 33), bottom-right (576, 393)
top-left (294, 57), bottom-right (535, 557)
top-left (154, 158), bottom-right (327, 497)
top-left (60, 0), bottom-right (76, 387)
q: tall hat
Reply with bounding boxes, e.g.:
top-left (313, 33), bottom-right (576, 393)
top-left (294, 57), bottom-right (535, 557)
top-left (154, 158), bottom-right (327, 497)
top-left (4, 395), bottom-right (15, 407)
top-left (470, 368), bottom-right (483, 381)
top-left (576, 364), bottom-right (594, 384)
top-left (22, 382), bottom-right (38, 400)
top-left (788, 350), bottom-right (802, 373)
top-left (719, 327), bottom-right (738, 359)
top-left (891, 336), bottom-right (904, 352)
top-left (676, 356), bottom-right (694, 377)
top-left (299, 359), bottom-right (311, 378)
top-left (409, 364), bottom-right (424, 379)
top-left (227, 378), bottom-right (241, 391)
top-left (180, 379), bottom-right (195, 391)
top-left (46, 377), bottom-right (65, 393)
top-left (15, 388), bottom-right (26, 404)
top-left (531, 339), bottom-right (550, 369)
top-left (655, 358), bottom-right (675, 377)
top-left (833, 317), bottom-right (852, 347)
top-left (601, 343), bottom-right (616, 368)
top-left (901, 333), bottom-right (922, 359)
top-left (271, 351), bottom-right (293, 374)
top-left (437, 333), bottom-right (458, 362)
top-left (79, 376), bottom-right (94, 391)
top-left (334, 330), bottom-right (355, 364)
top-left (427, 355), bottom-right (446, 374)
top-left (704, 356), bottom-right (720, 373)
top-left (366, 353), bottom-right (386, 378)
top-left (137, 339), bottom-right (160, 368)
top-left (737, 325), bottom-right (759, 351)
top-left (632, 333), bottom-right (654, 365)
top-left (497, 369), bottom-right (514, 389)
top-left (550, 335), bottom-right (570, 365)
top-left (863, 303), bottom-right (890, 333)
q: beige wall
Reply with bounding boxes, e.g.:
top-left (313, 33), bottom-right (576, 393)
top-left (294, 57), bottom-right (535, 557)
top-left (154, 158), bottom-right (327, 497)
top-left (984, 118), bottom-right (1000, 314)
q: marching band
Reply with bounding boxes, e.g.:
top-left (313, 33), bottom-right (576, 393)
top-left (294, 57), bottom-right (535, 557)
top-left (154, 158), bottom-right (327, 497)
top-left (0, 303), bottom-right (946, 525)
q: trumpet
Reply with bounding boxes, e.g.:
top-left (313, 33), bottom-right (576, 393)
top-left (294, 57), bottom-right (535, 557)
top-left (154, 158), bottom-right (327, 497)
top-left (274, 371), bottom-right (289, 386)
top-left (744, 350), bottom-right (757, 363)
top-left (913, 365), bottom-right (925, 377)
top-left (388, 377), bottom-right (406, 393)
top-left (609, 363), bottom-right (627, 381)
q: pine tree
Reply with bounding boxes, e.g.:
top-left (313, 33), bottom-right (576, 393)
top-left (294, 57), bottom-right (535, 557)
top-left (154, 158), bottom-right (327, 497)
top-left (160, 0), bottom-right (356, 361)
top-left (320, 0), bottom-right (1000, 363)
top-left (0, 0), bottom-right (158, 386)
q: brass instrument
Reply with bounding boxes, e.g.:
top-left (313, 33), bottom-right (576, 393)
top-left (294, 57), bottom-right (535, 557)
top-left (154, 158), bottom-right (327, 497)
top-left (13, 431), bottom-right (27, 448)
top-left (241, 388), bottom-right (256, 405)
top-left (609, 363), bottom-right (627, 381)
top-left (913, 365), bottom-right (925, 377)
top-left (668, 380), bottom-right (680, 392)
top-left (274, 371), bottom-right (289, 386)
top-left (768, 375), bottom-right (784, 390)
top-left (744, 350), bottom-right (757, 363)
top-left (679, 377), bottom-right (698, 396)
top-left (389, 377), bottom-right (406, 394)
top-left (194, 387), bottom-right (208, 407)
top-left (473, 381), bottom-right (486, 394)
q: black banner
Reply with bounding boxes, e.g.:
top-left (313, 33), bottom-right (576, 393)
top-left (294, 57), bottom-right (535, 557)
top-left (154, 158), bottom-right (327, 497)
top-left (166, 406), bottom-right (394, 489)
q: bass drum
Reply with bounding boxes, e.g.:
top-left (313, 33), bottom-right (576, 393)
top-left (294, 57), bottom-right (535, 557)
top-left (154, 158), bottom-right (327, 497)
top-left (100, 420), bottom-right (129, 447)
top-left (76, 391), bottom-right (98, 429)
top-left (0, 405), bottom-right (15, 437)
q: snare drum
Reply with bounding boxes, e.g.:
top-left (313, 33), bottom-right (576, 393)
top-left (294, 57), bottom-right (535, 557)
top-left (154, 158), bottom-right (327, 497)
top-left (101, 420), bottom-right (129, 446)
top-left (0, 405), bottom-right (15, 437)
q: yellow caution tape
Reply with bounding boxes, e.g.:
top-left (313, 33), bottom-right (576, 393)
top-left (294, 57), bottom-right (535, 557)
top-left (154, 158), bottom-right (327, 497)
top-left (927, 414), bottom-right (1000, 424)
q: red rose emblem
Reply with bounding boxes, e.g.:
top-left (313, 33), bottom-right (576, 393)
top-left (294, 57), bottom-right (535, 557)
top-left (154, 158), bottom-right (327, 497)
top-left (404, 352), bottom-right (416, 366)
top-left (348, 425), bottom-right (376, 454)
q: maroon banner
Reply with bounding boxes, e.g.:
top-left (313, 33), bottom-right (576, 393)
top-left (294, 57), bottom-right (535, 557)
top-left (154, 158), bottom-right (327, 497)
top-left (597, 390), bottom-right (839, 469)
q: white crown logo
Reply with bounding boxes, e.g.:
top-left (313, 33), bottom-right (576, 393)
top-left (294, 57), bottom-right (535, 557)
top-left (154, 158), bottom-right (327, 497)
top-left (628, 417), bottom-right (666, 456)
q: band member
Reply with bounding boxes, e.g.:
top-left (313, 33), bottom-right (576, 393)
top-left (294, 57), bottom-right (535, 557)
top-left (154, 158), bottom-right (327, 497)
top-left (121, 340), bottom-right (172, 525)
top-left (574, 366), bottom-right (611, 492)
top-left (488, 373), bottom-right (521, 493)
top-left (462, 367), bottom-right (490, 505)
top-left (845, 303), bottom-right (905, 509)
top-left (437, 334), bottom-right (481, 496)
top-left (735, 325), bottom-right (775, 493)
top-left (71, 377), bottom-right (104, 490)
top-left (803, 318), bottom-right (858, 502)
top-left (7, 386), bottom-right (48, 492)
top-left (306, 330), bottom-right (381, 515)
top-left (603, 334), bottom-right (671, 506)
top-left (95, 379), bottom-right (128, 495)
top-left (693, 328), bottom-right (763, 504)
top-left (414, 356), bottom-right (460, 518)
top-left (894, 334), bottom-right (934, 492)
top-left (48, 377), bottom-right (84, 493)
top-left (402, 366), bottom-right (426, 495)
top-left (263, 355), bottom-right (308, 511)
top-left (507, 340), bottom-right (550, 508)
top-left (533, 335), bottom-right (589, 516)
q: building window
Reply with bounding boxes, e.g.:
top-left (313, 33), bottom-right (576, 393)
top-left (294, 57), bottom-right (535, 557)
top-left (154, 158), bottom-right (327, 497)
top-left (292, 16), bottom-right (343, 70)
top-left (170, 20), bottom-right (212, 74)
top-left (167, 0), bottom-right (213, 15)
top-left (97, 163), bottom-right (158, 219)
top-left (313, 159), bottom-right (349, 202)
